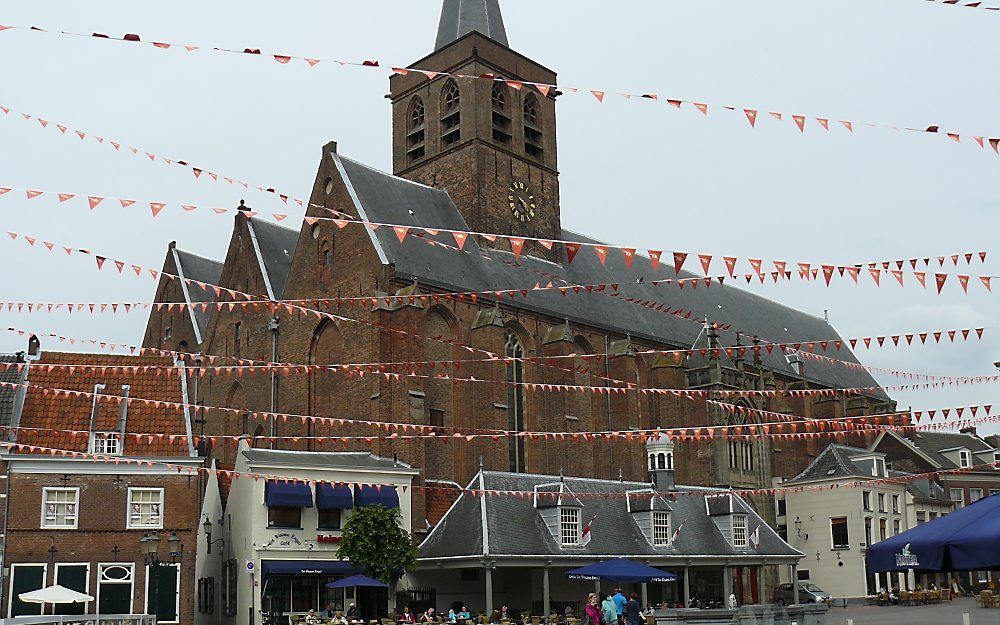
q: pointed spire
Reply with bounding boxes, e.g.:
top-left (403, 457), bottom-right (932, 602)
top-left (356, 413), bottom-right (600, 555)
top-left (435, 0), bottom-right (509, 51)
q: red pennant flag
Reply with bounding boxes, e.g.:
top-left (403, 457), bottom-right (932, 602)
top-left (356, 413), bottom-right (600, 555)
top-left (749, 258), bottom-right (763, 275)
top-left (980, 276), bottom-right (992, 292)
top-left (891, 270), bottom-right (904, 286)
top-left (536, 84), bottom-right (552, 98)
top-left (869, 268), bottom-right (881, 286)
top-left (935, 273), bottom-right (947, 293)
top-left (95, 256), bottom-right (106, 270)
top-left (724, 257), bottom-right (737, 276)
top-left (273, 55), bottom-right (291, 64)
top-left (120, 199), bottom-right (135, 208)
top-left (510, 237), bottom-right (525, 260)
top-left (57, 193), bottom-right (75, 203)
top-left (793, 115), bottom-right (806, 132)
top-left (87, 196), bottom-right (103, 209)
top-left (914, 271), bottom-right (927, 288)
top-left (393, 226), bottom-right (409, 243)
top-left (816, 117), bottom-right (830, 130)
top-left (648, 250), bottom-right (662, 272)
top-left (698, 254), bottom-right (712, 275)
top-left (621, 248), bottom-right (636, 268)
top-left (565, 243), bottom-right (581, 264)
top-left (593, 245), bottom-right (609, 265)
top-left (149, 202), bottom-right (166, 217)
top-left (692, 103), bottom-right (708, 115)
top-left (989, 138), bottom-right (1000, 154)
top-left (26, 190), bottom-right (43, 200)
top-left (744, 109), bottom-right (758, 127)
top-left (958, 274), bottom-right (969, 293)
top-left (452, 231), bottom-right (468, 250)
top-left (591, 90), bottom-right (605, 103)
top-left (822, 265), bottom-right (834, 286)
top-left (673, 252), bottom-right (688, 274)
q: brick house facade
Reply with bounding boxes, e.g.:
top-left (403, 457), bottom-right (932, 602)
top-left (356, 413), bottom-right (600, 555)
top-left (0, 351), bottom-right (202, 624)
top-left (142, 0), bottom-right (894, 537)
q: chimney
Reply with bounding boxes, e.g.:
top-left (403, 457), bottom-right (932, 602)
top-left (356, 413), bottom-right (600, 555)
top-left (27, 334), bottom-right (40, 358)
top-left (959, 426), bottom-right (977, 436)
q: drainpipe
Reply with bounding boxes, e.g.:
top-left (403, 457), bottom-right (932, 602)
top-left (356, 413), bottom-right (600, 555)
top-left (604, 334), bottom-right (613, 476)
top-left (268, 316), bottom-right (280, 448)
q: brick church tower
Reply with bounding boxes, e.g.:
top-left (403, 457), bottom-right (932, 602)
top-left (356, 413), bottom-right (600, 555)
top-left (389, 0), bottom-right (561, 258)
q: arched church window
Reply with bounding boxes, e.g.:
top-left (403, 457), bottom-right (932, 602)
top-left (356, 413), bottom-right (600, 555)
top-left (406, 97), bottom-right (426, 162)
top-left (523, 93), bottom-right (543, 158)
top-left (648, 454), bottom-right (656, 471)
top-left (666, 452), bottom-right (674, 470)
top-left (492, 83), bottom-right (511, 144)
top-left (441, 80), bottom-right (462, 147)
top-left (657, 453), bottom-right (666, 470)
top-left (505, 329), bottom-right (526, 473)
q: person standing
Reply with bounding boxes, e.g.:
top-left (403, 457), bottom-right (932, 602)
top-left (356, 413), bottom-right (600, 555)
top-left (583, 593), bottom-right (603, 625)
top-left (623, 593), bottom-right (641, 625)
top-left (601, 595), bottom-right (617, 625)
top-left (612, 589), bottom-right (627, 624)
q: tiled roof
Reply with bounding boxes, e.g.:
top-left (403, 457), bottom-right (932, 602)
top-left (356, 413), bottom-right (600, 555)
top-left (785, 444), bottom-right (873, 484)
top-left (905, 431), bottom-right (994, 469)
top-left (425, 481), bottom-right (462, 527)
top-left (419, 471), bottom-right (799, 560)
top-left (13, 352), bottom-right (192, 456)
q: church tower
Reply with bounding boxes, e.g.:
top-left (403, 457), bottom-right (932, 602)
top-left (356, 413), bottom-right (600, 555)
top-left (390, 0), bottom-right (561, 256)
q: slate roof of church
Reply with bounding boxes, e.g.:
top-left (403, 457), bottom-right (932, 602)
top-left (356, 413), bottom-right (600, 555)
top-left (174, 247), bottom-right (224, 338)
top-left (435, 0), bottom-right (508, 51)
top-left (247, 217), bottom-right (299, 299)
top-left (418, 471), bottom-right (800, 560)
top-left (332, 153), bottom-right (886, 396)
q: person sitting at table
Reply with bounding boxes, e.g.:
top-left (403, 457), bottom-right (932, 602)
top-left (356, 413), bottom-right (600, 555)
top-left (458, 606), bottom-right (470, 620)
top-left (489, 606), bottom-right (510, 623)
top-left (420, 607), bottom-right (437, 623)
top-left (305, 610), bottom-right (323, 625)
top-left (346, 603), bottom-right (360, 622)
top-left (399, 606), bottom-right (416, 624)
top-left (332, 611), bottom-right (348, 625)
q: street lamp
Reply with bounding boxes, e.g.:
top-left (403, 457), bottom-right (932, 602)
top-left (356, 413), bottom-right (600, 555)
top-left (202, 516), bottom-right (226, 555)
top-left (140, 532), bottom-right (182, 620)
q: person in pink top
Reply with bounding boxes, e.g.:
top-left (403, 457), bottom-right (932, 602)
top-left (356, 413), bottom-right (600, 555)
top-left (584, 593), bottom-right (604, 625)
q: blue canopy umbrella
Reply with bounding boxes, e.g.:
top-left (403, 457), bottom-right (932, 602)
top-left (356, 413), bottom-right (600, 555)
top-left (325, 574), bottom-right (389, 589)
top-left (565, 558), bottom-right (676, 583)
top-left (866, 493), bottom-right (1000, 572)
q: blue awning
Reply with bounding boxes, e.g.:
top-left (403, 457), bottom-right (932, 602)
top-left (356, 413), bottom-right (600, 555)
top-left (565, 559), bottom-right (676, 583)
top-left (265, 479), bottom-right (313, 508)
top-left (316, 482), bottom-right (354, 510)
top-left (866, 493), bottom-right (1000, 572)
top-left (260, 560), bottom-right (357, 581)
top-left (354, 484), bottom-right (399, 509)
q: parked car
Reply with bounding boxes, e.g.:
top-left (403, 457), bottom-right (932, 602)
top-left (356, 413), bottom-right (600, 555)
top-left (773, 582), bottom-right (833, 605)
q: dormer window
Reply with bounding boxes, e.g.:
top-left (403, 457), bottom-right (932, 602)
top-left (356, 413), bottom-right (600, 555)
top-left (873, 458), bottom-right (886, 477)
top-left (559, 507), bottom-right (580, 545)
top-left (959, 450), bottom-right (971, 468)
top-left (652, 511), bottom-right (671, 546)
top-left (491, 83), bottom-right (511, 144)
top-left (406, 97), bottom-right (426, 162)
top-left (732, 514), bottom-right (748, 548)
top-left (90, 432), bottom-right (121, 455)
top-left (441, 80), bottom-right (461, 147)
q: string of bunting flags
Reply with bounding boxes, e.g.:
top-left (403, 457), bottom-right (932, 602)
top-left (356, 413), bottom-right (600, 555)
top-left (925, 0), bottom-right (1000, 10)
top-left (3, 24), bottom-right (1000, 158)
top-left (0, 182), bottom-right (992, 289)
top-left (1, 437), bottom-right (998, 501)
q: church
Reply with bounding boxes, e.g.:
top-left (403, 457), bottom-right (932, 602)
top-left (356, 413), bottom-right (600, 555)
top-left (142, 0), bottom-right (894, 534)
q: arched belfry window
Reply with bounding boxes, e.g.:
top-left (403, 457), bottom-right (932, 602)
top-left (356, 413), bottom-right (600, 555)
top-left (441, 80), bottom-right (461, 147)
top-left (406, 96), bottom-right (426, 162)
top-left (523, 93), bottom-right (543, 158)
top-left (505, 329), bottom-right (526, 473)
top-left (492, 83), bottom-right (511, 144)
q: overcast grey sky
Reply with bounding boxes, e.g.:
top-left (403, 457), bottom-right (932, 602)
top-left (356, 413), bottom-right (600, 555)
top-left (0, 0), bottom-right (996, 433)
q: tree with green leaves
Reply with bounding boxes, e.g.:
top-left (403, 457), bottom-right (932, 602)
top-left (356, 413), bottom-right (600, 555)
top-left (337, 505), bottom-right (418, 585)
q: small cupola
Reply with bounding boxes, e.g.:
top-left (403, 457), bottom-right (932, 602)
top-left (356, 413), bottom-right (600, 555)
top-left (647, 434), bottom-right (675, 491)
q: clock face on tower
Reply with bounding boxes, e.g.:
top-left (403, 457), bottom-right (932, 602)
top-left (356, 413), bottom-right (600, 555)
top-left (508, 181), bottom-right (536, 222)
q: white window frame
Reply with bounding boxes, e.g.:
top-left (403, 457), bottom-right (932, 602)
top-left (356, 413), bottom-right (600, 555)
top-left (950, 488), bottom-right (965, 508)
top-left (41, 487), bottom-right (79, 529)
top-left (144, 562), bottom-right (181, 624)
top-left (8, 563), bottom-right (47, 618)
top-left (55, 563), bottom-right (91, 609)
top-left (969, 488), bottom-right (983, 503)
top-left (559, 507), bottom-right (580, 546)
top-left (877, 492), bottom-right (886, 513)
top-left (89, 432), bottom-right (122, 456)
top-left (959, 450), bottom-right (971, 468)
top-left (732, 514), bottom-right (748, 548)
top-left (891, 494), bottom-right (900, 514)
top-left (97, 562), bottom-right (134, 616)
top-left (862, 491), bottom-right (872, 511)
top-left (873, 458), bottom-right (885, 477)
top-left (127, 488), bottom-right (164, 530)
top-left (652, 511), bottom-right (671, 546)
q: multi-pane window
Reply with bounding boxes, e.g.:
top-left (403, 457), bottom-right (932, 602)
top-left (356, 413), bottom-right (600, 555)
top-left (441, 80), bottom-right (461, 146)
top-left (559, 507), bottom-right (580, 545)
top-left (98, 564), bottom-right (134, 615)
top-left (505, 330), bottom-right (526, 473)
top-left (318, 508), bottom-right (341, 531)
top-left (732, 514), bottom-right (748, 548)
top-left (879, 518), bottom-right (887, 541)
top-left (491, 83), bottom-right (511, 144)
top-left (831, 516), bottom-right (849, 549)
top-left (42, 488), bottom-right (79, 529)
top-left (877, 493), bottom-right (886, 512)
top-left (197, 578), bottom-right (215, 614)
top-left (873, 458), bottom-right (886, 476)
top-left (950, 488), bottom-right (965, 508)
top-left (862, 491), bottom-right (872, 511)
top-left (128, 488), bottom-right (163, 529)
top-left (89, 432), bottom-right (121, 455)
top-left (969, 488), bottom-right (983, 503)
top-left (268, 507), bottom-right (301, 529)
top-left (916, 511), bottom-right (926, 524)
top-left (406, 97), bottom-right (425, 161)
top-left (959, 450), bottom-right (971, 468)
top-left (652, 511), bottom-right (671, 546)
top-left (891, 494), bottom-right (900, 514)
